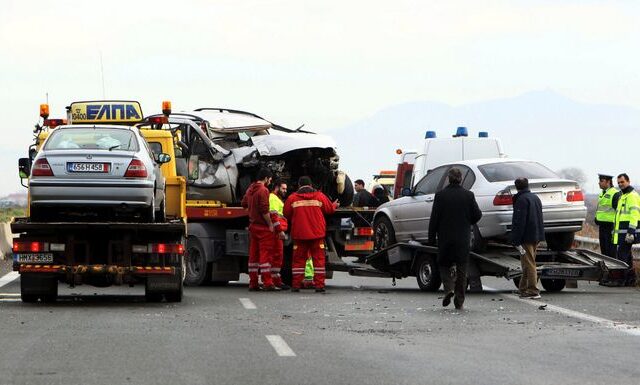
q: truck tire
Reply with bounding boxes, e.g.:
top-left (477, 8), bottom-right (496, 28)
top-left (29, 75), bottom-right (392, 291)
top-left (374, 216), bottom-right (396, 250)
top-left (20, 274), bottom-right (58, 303)
top-left (414, 255), bottom-right (441, 292)
top-left (541, 279), bottom-right (566, 292)
top-left (546, 232), bottom-right (575, 251)
top-left (184, 237), bottom-right (210, 286)
top-left (165, 268), bottom-right (184, 303)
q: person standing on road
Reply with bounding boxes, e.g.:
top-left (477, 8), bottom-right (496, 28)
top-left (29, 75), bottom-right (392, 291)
top-left (510, 178), bottom-right (545, 299)
top-left (595, 174), bottom-right (619, 258)
top-left (241, 169), bottom-right (276, 291)
top-left (353, 179), bottom-right (378, 207)
top-left (269, 179), bottom-right (289, 290)
top-left (284, 176), bottom-right (338, 292)
top-left (428, 168), bottom-right (482, 310)
top-left (612, 173), bottom-right (640, 286)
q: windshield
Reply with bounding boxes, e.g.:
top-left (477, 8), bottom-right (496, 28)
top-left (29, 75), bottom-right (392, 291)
top-left (44, 128), bottom-right (138, 151)
top-left (478, 161), bottom-right (558, 182)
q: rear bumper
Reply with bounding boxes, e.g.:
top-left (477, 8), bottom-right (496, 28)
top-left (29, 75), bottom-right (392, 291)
top-left (30, 180), bottom-right (154, 208)
top-left (479, 205), bottom-right (587, 238)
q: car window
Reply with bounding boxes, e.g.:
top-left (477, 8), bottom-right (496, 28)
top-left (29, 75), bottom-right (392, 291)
top-left (478, 162), bottom-right (558, 182)
top-left (440, 165), bottom-right (475, 190)
top-left (414, 166), bottom-right (448, 195)
top-left (148, 142), bottom-right (163, 156)
top-left (45, 128), bottom-right (138, 151)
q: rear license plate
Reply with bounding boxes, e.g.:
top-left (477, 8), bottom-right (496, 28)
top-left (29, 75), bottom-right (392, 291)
top-left (544, 268), bottom-right (581, 277)
top-left (15, 253), bottom-right (54, 263)
top-left (67, 162), bottom-right (110, 173)
top-left (537, 192), bottom-right (561, 204)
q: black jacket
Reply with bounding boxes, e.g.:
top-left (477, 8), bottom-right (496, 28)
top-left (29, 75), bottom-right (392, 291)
top-left (428, 184), bottom-right (482, 247)
top-left (353, 190), bottom-right (379, 207)
top-left (509, 189), bottom-right (545, 245)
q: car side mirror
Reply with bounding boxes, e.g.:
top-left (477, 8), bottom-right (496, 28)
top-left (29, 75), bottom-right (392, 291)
top-left (401, 187), bottom-right (412, 197)
top-left (188, 155), bottom-right (200, 181)
top-left (156, 153), bottom-right (172, 164)
top-left (18, 158), bottom-right (30, 179)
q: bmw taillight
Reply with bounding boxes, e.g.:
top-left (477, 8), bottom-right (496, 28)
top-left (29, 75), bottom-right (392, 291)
top-left (124, 159), bottom-right (148, 178)
top-left (31, 158), bottom-right (53, 176)
top-left (493, 190), bottom-right (513, 206)
top-left (567, 190), bottom-right (584, 202)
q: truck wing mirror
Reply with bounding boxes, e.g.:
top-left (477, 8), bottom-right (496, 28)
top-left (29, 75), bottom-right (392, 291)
top-left (18, 158), bottom-right (30, 179)
top-left (156, 153), bottom-right (172, 164)
top-left (187, 155), bottom-right (200, 181)
top-left (401, 187), bottom-right (413, 197)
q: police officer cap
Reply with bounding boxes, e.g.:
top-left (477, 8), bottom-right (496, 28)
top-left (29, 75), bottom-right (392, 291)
top-left (598, 173), bottom-right (613, 180)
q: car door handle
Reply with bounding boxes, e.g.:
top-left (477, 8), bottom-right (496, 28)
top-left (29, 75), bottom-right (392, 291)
top-left (425, 197), bottom-right (434, 202)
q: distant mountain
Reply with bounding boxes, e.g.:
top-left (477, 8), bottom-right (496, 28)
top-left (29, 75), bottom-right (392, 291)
top-left (329, 90), bottom-right (640, 192)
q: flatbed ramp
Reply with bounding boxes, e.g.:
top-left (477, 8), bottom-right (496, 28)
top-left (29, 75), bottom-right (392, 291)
top-left (328, 242), bottom-right (629, 292)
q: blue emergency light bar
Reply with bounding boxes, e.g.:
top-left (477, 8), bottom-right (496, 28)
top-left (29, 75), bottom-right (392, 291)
top-left (425, 131), bottom-right (437, 139)
top-left (479, 132), bottom-right (489, 138)
top-left (455, 127), bottom-right (468, 137)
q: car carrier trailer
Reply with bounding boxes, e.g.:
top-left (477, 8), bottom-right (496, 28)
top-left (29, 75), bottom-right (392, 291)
top-left (329, 242), bottom-right (629, 292)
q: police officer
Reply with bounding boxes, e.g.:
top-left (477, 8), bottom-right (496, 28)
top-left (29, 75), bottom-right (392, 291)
top-left (612, 173), bottom-right (640, 286)
top-left (595, 174), bottom-right (618, 258)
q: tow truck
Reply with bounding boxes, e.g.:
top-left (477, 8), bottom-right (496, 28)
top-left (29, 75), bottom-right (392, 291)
top-left (12, 101), bottom-right (186, 302)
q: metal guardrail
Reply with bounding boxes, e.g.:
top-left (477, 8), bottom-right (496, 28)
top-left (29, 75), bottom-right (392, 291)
top-left (574, 235), bottom-right (640, 259)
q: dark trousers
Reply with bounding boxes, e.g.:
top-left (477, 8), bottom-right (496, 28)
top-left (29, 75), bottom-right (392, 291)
top-left (439, 262), bottom-right (467, 305)
top-left (598, 223), bottom-right (615, 258)
top-left (616, 242), bottom-right (637, 284)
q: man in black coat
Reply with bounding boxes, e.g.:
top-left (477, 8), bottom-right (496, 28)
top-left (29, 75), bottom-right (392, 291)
top-left (428, 168), bottom-right (482, 310)
top-left (510, 178), bottom-right (545, 299)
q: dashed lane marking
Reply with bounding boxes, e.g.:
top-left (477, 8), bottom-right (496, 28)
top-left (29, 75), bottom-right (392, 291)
top-left (0, 272), bottom-right (19, 288)
top-left (266, 335), bottom-right (296, 357)
top-left (0, 293), bottom-right (20, 297)
top-left (239, 298), bottom-right (257, 309)
top-left (0, 298), bottom-right (21, 302)
top-left (484, 286), bottom-right (640, 337)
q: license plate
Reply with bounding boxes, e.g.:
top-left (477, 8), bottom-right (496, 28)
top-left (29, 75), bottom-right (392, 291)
top-left (15, 253), bottom-right (54, 263)
top-left (67, 162), bottom-right (110, 173)
top-left (537, 192), bottom-right (561, 204)
top-left (544, 268), bottom-right (581, 277)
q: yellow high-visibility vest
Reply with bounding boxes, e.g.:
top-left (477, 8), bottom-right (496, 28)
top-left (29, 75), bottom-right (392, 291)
top-left (613, 189), bottom-right (640, 244)
top-left (596, 187), bottom-right (618, 223)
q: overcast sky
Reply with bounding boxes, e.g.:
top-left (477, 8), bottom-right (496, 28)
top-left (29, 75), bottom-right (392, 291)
top-left (1, 0), bottom-right (639, 195)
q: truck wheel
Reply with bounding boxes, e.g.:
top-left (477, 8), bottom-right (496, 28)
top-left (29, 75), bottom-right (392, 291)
top-left (184, 237), bottom-right (210, 286)
top-left (165, 268), bottom-right (184, 303)
top-left (541, 279), bottom-right (566, 292)
top-left (546, 232), bottom-right (575, 251)
top-left (374, 216), bottom-right (396, 250)
top-left (414, 255), bottom-right (441, 292)
top-left (20, 274), bottom-right (58, 303)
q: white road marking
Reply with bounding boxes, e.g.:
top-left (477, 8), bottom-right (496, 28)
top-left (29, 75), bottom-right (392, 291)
top-left (0, 272), bottom-right (19, 288)
top-left (0, 293), bottom-right (21, 297)
top-left (266, 335), bottom-right (296, 357)
top-left (484, 286), bottom-right (640, 337)
top-left (0, 298), bottom-right (21, 302)
top-left (239, 298), bottom-right (257, 309)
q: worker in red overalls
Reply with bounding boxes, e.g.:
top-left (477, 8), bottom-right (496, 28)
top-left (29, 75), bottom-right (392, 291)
top-left (284, 176), bottom-right (338, 292)
top-left (241, 169), bottom-right (276, 291)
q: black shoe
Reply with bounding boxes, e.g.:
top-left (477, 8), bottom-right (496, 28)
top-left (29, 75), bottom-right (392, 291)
top-left (249, 287), bottom-right (261, 292)
top-left (277, 284), bottom-right (291, 291)
top-left (291, 288), bottom-right (300, 292)
top-left (315, 288), bottom-right (326, 293)
top-left (454, 297), bottom-right (464, 310)
top-left (263, 285), bottom-right (278, 291)
top-left (442, 292), bottom-right (454, 307)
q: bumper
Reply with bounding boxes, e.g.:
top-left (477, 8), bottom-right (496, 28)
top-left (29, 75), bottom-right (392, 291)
top-left (479, 205), bottom-right (587, 238)
top-left (30, 179), bottom-right (154, 208)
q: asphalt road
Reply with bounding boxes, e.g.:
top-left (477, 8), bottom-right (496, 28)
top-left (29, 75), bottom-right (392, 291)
top-left (0, 261), bottom-right (639, 385)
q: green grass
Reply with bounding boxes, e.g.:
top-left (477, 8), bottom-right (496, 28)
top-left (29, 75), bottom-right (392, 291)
top-left (0, 207), bottom-right (26, 223)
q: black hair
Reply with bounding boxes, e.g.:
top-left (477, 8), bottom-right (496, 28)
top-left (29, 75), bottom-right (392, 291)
top-left (514, 177), bottom-right (529, 191)
top-left (354, 179), bottom-right (365, 186)
top-left (298, 176), bottom-right (313, 187)
top-left (617, 173), bottom-right (630, 182)
top-left (271, 178), bottom-right (285, 192)
top-left (257, 168), bottom-right (273, 181)
top-left (447, 168), bottom-right (462, 185)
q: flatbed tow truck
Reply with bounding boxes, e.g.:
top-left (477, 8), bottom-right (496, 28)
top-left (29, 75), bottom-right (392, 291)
top-left (12, 101), bottom-right (186, 302)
